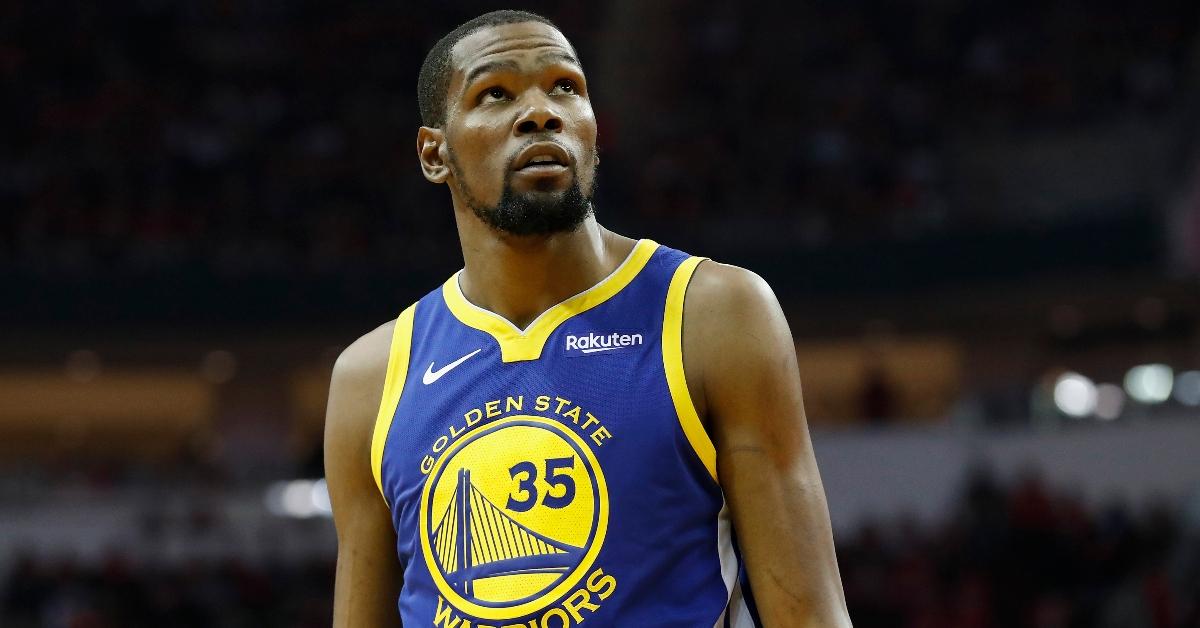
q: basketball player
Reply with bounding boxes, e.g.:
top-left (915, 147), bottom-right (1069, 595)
top-left (325, 10), bottom-right (850, 627)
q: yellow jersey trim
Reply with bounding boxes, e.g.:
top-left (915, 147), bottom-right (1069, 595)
top-left (371, 303), bottom-right (417, 500)
top-left (662, 256), bottom-right (718, 482)
top-left (441, 239), bottom-right (660, 363)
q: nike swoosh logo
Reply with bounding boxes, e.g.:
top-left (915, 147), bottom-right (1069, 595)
top-left (581, 346), bottom-right (621, 354)
top-left (422, 349), bottom-right (482, 385)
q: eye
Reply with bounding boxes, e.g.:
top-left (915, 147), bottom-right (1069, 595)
top-left (480, 86), bottom-right (509, 103)
top-left (552, 79), bottom-right (578, 94)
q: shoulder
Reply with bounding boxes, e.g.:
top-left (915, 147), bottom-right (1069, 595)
top-left (333, 319), bottom-right (396, 384)
top-left (679, 260), bottom-right (795, 417)
top-left (331, 319), bottom-right (396, 398)
top-left (683, 259), bottom-right (781, 323)
top-left (686, 258), bottom-right (787, 336)
top-left (325, 318), bottom-right (398, 449)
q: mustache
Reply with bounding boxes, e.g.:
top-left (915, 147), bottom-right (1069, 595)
top-left (506, 139), bottom-right (575, 171)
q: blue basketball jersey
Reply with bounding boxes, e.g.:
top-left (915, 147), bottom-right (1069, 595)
top-left (370, 240), bottom-right (759, 627)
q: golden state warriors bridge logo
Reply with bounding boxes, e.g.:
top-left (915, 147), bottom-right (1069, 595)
top-left (419, 412), bottom-right (610, 622)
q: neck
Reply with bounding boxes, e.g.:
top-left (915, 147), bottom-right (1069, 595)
top-left (454, 211), bottom-right (634, 330)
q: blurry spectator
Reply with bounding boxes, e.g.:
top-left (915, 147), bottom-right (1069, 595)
top-left (4, 1), bottom-right (1196, 280)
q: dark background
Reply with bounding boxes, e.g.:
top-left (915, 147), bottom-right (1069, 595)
top-left (2, 1), bottom-right (1200, 626)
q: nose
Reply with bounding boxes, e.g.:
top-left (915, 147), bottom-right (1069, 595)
top-left (513, 92), bottom-right (563, 135)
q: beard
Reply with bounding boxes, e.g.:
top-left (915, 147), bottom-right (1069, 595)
top-left (448, 147), bottom-right (596, 237)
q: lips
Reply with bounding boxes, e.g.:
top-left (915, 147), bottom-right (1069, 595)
top-left (514, 142), bottom-right (571, 171)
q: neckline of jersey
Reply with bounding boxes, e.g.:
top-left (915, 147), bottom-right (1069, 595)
top-left (441, 239), bottom-right (660, 363)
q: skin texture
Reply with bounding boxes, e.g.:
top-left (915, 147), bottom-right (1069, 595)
top-left (325, 321), bottom-right (402, 627)
top-left (684, 262), bottom-right (851, 626)
top-left (326, 20), bottom-right (851, 627)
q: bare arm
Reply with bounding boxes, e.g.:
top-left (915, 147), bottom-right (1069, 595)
top-left (684, 262), bottom-right (851, 627)
top-left (325, 322), bottom-right (404, 627)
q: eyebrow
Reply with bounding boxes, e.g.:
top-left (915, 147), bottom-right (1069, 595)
top-left (462, 51), bottom-right (582, 87)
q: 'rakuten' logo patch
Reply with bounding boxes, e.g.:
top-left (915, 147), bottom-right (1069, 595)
top-left (563, 331), bottom-right (644, 357)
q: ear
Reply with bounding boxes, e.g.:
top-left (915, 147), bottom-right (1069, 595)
top-left (417, 126), bottom-right (450, 183)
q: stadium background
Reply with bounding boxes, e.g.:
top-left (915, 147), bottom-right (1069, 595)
top-left (3, 1), bottom-right (1200, 626)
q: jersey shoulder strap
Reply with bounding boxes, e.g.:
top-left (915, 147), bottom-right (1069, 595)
top-left (370, 303), bottom-right (417, 500)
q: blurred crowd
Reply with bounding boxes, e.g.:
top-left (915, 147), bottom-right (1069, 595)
top-left (645, 0), bottom-right (1197, 246)
top-left (842, 471), bottom-right (1200, 628)
top-left (1, 556), bottom-right (332, 628)
top-left (2, 1), bottom-right (1196, 280)
top-left (2, 470), bottom-right (1196, 627)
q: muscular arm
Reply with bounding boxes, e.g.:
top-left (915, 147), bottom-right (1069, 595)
top-left (325, 322), bottom-right (404, 627)
top-left (683, 262), bottom-right (851, 627)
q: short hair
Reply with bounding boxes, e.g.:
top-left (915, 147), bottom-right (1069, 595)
top-left (417, 10), bottom-right (560, 128)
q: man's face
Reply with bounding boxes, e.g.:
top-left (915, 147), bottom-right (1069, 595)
top-left (438, 22), bottom-right (598, 236)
